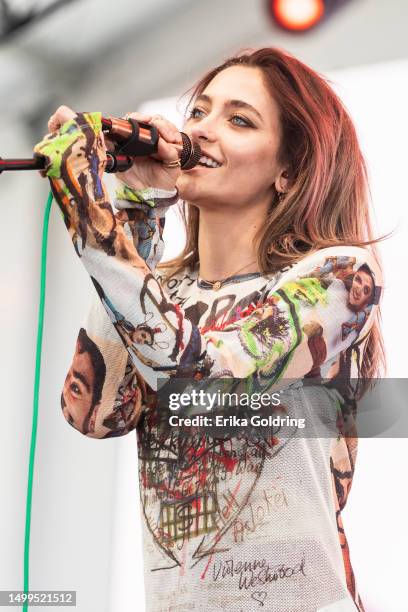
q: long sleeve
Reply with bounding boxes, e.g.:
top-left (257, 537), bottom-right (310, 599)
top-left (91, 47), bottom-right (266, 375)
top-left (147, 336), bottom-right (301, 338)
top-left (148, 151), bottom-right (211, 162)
top-left (55, 124), bottom-right (179, 437)
top-left (35, 113), bottom-right (383, 406)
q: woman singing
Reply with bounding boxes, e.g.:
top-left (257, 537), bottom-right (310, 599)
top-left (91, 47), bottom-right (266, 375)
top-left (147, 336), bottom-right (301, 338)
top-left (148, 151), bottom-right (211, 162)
top-left (35, 47), bottom-right (386, 612)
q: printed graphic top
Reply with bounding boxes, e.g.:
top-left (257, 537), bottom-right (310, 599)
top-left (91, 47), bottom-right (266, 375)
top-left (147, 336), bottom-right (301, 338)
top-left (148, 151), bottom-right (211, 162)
top-left (34, 113), bottom-right (383, 612)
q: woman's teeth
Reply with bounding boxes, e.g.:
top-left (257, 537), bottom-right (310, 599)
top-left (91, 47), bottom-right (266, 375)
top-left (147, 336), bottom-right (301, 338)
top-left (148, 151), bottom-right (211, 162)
top-left (198, 155), bottom-right (222, 168)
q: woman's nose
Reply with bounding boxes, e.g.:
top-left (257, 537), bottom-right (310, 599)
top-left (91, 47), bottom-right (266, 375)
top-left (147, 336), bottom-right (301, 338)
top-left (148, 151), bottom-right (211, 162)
top-left (189, 120), bottom-right (217, 143)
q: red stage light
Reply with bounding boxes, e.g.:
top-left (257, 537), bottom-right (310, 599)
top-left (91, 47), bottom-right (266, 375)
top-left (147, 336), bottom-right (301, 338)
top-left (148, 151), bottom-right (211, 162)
top-left (271, 0), bottom-right (325, 31)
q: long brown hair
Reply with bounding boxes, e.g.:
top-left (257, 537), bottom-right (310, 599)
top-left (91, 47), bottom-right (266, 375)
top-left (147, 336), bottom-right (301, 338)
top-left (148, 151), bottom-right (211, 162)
top-left (158, 47), bottom-right (391, 382)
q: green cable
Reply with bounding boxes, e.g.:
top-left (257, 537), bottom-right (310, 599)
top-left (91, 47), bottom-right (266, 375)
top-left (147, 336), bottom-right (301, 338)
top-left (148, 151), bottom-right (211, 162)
top-left (23, 191), bottom-right (53, 612)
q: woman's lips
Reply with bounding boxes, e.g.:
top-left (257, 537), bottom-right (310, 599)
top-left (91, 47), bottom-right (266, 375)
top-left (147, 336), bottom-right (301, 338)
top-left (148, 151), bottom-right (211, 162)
top-left (183, 164), bottom-right (222, 172)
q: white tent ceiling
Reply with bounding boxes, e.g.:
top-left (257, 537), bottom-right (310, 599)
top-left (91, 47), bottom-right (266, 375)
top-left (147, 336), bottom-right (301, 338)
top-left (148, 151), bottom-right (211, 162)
top-left (0, 0), bottom-right (407, 125)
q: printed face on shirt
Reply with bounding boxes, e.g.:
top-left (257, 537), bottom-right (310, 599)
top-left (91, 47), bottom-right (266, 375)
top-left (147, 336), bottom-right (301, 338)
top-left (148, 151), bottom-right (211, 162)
top-left (61, 340), bottom-right (98, 433)
top-left (177, 65), bottom-right (286, 213)
top-left (131, 328), bottom-right (153, 345)
top-left (347, 268), bottom-right (374, 311)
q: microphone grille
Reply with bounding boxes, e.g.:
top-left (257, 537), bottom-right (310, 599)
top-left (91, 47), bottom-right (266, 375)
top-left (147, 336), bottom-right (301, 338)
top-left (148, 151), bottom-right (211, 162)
top-left (180, 132), bottom-right (202, 170)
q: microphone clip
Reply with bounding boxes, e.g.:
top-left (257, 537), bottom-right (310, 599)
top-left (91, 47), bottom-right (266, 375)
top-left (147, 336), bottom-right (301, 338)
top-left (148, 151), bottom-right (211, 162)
top-left (102, 117), bottom-right (159, 157)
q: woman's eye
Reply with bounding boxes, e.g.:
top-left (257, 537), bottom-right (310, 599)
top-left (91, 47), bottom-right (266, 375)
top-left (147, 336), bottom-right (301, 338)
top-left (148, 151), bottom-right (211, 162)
top-left (230, 114), bottom-right (251, 127)
top-left (188, 107), bottom-right (205, 119)
top-left (188, 107), bottom-right (252, 127)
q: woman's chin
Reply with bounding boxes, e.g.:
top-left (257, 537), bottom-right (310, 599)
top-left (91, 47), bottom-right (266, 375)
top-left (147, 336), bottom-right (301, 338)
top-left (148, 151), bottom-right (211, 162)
top-left (177, 175), bottom-right (214, 201)
top-left (176, 176), bottom-right (199, 202)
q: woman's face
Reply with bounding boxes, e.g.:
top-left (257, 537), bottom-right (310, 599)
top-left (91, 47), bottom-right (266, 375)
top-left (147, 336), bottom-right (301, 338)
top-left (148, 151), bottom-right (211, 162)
top-left (176, 65), bottom-right (286, 211)
top-left (349, 269), bottom-right (374, 310)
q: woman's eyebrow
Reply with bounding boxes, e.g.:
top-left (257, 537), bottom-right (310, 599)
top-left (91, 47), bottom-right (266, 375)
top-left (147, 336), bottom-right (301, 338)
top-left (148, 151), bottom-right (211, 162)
top-left (195, 94), bottom-right (263, 122)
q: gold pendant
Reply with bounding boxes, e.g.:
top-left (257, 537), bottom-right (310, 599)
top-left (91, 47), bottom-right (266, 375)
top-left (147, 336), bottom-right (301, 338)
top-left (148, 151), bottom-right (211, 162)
top-left (212, 281), bottom-right (222, 291)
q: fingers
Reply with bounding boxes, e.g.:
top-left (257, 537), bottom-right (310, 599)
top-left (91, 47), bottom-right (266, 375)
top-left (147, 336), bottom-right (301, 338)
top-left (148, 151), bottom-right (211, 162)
top-left (150, 114), bottom-right (183, 146)
top-left (48, 105), bottom-right (77, 133)
top-left (150, 114), bottom-right (182, 166)
top-left (156, 136), bottom-right (180, 166)
top-left (124, 111), bottom-right (182, 165)
top-left (122, 111), bottom-right (152, 123)
top-left (124, 111), bottom-right (182, 145)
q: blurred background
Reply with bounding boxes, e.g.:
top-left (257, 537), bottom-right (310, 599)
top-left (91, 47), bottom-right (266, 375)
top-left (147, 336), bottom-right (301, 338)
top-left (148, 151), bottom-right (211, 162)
top-left (0, 1), bottom-right (407, 611)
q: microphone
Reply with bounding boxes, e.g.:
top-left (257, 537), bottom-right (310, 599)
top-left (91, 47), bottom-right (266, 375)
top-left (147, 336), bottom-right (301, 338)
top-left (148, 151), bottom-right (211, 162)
top-left (0, 116), bottom-right (202, 176)
top-left (101, 116), bottom-right (201, 170)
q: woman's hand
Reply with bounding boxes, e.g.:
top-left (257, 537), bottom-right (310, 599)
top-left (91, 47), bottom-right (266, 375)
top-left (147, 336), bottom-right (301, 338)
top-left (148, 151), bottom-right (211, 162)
top-left (115, 111), bottom-right (183, 192)
top-left (37, 105), bottom-right (109, 179)
top-left (47, 105), bottom-right (116, 151)
top-left (44, 106), bottom-right (182, 191)
top-left (47, 105), bottom-right (77, 132)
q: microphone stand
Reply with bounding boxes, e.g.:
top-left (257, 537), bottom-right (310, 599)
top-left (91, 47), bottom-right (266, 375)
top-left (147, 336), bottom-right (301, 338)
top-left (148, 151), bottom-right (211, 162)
top-left (0, 152), bottom-right (133, 175)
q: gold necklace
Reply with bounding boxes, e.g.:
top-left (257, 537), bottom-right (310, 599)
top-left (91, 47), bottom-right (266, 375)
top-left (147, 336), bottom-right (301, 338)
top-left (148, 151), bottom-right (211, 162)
top-left (199, 260), bottom-right (258, 291)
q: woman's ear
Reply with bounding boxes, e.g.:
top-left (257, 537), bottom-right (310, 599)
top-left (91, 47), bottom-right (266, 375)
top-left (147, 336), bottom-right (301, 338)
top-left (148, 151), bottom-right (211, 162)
top-left (275, 168), bottom-right (290, 194)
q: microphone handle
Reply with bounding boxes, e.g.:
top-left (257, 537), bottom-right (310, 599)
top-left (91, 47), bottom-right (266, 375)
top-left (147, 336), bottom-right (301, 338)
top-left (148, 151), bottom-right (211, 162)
top-left (101, 117), bottom-right (201, 170)
top-left (0, 153), bottom-right (133, 174)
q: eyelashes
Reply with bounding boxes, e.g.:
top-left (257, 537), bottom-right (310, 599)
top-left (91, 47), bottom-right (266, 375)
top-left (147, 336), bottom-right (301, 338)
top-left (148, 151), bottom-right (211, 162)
top-left (187, 106), bottom-right (254, 128)
top-left (70, 383), bottom-right (81, 396)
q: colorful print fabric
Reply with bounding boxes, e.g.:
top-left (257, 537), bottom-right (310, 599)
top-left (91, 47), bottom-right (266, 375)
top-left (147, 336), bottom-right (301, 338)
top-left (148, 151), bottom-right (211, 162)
top-left (34, 113), bottom-right (383, 612)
